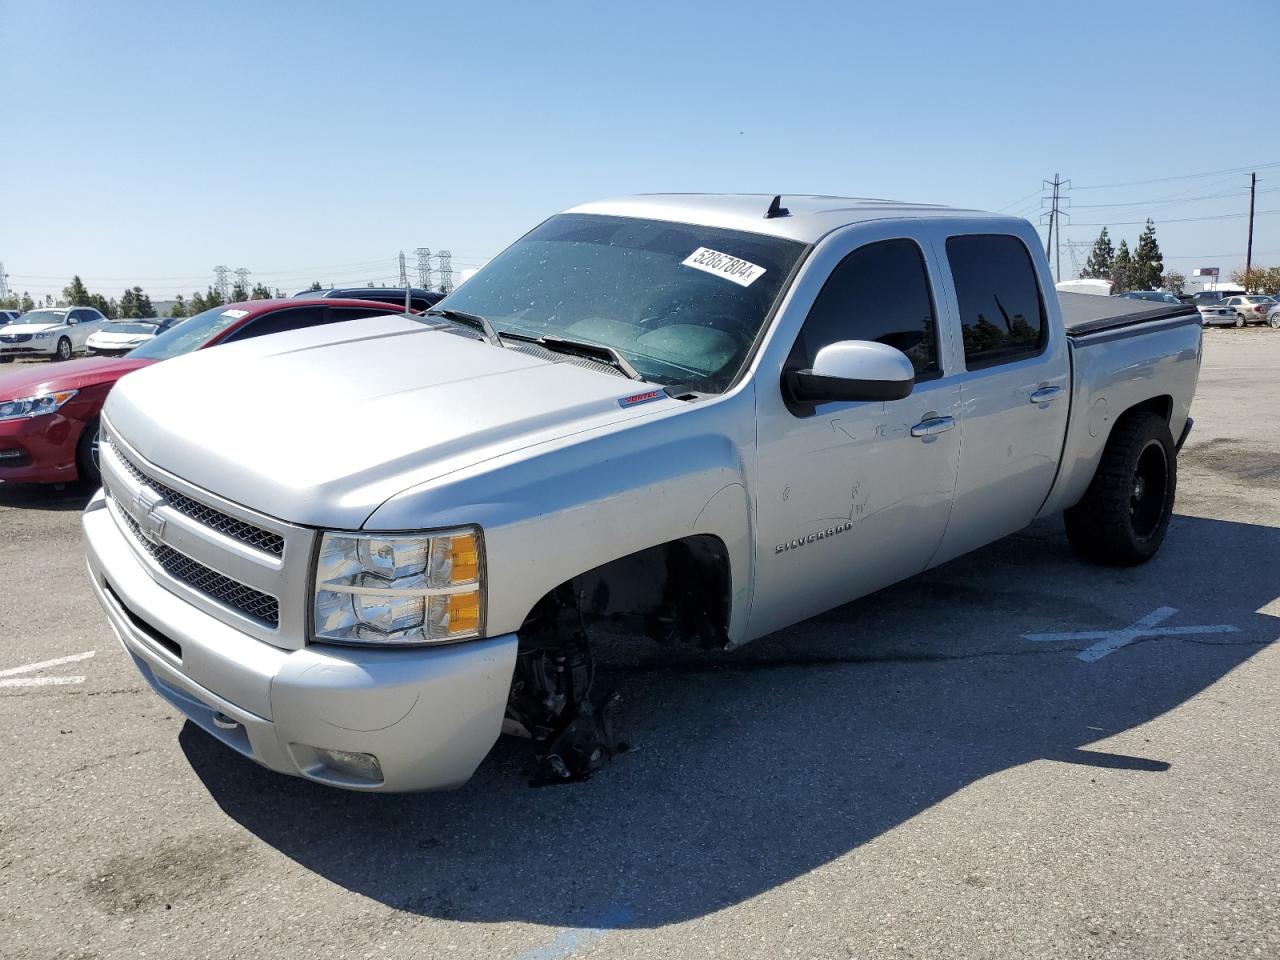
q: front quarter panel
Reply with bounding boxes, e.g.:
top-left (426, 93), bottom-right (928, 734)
top-left (363, 388), bottom-right (757, 643)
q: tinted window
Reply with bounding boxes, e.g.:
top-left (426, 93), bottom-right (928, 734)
top-left (946, 234), bottom-right (1046, 368)
top-left (225, 307), bottom-right (331, 341)
top-left (791, 239), bottom-right (940, 378)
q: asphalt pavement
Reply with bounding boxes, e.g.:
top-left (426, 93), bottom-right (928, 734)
top-left (1, 327), bottom-right (1277, 960)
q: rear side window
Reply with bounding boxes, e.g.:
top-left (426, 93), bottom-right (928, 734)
top-left (225, 307), bottom-right (332, 341)
top-left (946, 234), bottom-right (1047, 368)
top-left (791, 238), bottom-right (940, 379)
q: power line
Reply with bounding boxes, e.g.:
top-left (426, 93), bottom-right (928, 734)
top-left (1069, 209), bottom-right (1280, 227)
top-left (1072, 160), bottom-right (1280, 191)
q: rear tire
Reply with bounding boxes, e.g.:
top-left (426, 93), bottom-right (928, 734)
top-left (76, 417), bottom-right (101, 486)
top-left (1270, 315), bottom-right (1280, 329)
top-left (55, 337), bottom-right (73, 361)
top-left (1234, 314), bottom-right (1245, 328)
top-left (1064, 412), bottom-right (1176, 566)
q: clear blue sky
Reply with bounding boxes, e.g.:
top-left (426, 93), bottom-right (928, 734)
top-left (3, 0), bottom-right (1278, 300)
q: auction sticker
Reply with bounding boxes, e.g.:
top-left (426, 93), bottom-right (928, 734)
top-left (222, 309), bottom-right (249, 318)
top-left (681, 247), bottom-right (766, 287)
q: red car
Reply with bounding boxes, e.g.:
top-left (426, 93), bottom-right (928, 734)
top-left (0, 298), bottom-right (407, 485)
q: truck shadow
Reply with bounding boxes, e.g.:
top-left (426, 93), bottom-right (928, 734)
top-left (0, 480), bottom-right (98, 511)
top-left (182, 512), bottom-right (1277, 929)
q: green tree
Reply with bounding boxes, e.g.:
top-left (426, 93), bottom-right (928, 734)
top-left (250, 283), bottom-right (272, 300)
top-left (1112, 240), bottom-right (1134, 294)
top-left (202, 286), bottom-right (225, 308)
top-left (1161, 270), bottom-right (1186, 295)
top-left (1131, 219), bottom-right (1164, 291)
top-left (230, 282), bottom-right (249, 302)
top-left (20, 292), bottom-right (35, 312)
top-left (307, 281), bottom-right (323, 292)
top-left (190, 290), bottom-right (208, 314)
top-left (87, 293), bottom-right (115, 318)
top-left (1264, 266), bottom-right (1280, 296)
top-left (117, 286), bottom-right (155, 319)
top-left (1082, 227), bottom-right (1114, 280)
top-left (62, 275), bottom-right (91, 305)
top-left (170, 295), bottom-right (188, 318)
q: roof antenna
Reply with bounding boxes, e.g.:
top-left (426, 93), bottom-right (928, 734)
top-left (764, 194), bottom-right (790, 219)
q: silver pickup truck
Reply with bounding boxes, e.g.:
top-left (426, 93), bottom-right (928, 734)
top-left (83, 194), bottom-right (1202, 791)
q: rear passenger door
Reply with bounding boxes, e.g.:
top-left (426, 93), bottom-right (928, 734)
top-left (68, 309), bottom-right (102, 350)
top-left (928, 231), bottom-right (1070, 567)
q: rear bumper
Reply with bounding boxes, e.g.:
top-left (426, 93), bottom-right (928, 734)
top-left (0, 412), bottom-right (81, 483)
top-left (83, 491), bottom-right (518, 791)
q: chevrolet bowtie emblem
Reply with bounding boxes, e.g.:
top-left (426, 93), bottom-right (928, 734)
top-left (133, 487), bottom-right (167, 545)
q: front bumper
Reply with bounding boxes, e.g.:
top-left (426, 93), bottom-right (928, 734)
top-left (83, 491), bottom-right (518, 791)
top-left (0, 412), bottom-right (82, 483)
top-left (0, 341), bottom-right (57, 357)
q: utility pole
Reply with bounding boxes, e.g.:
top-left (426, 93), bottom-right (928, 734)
top-left (0, 262), bottom-right (9, 303)
top-left (1246, 172), bottom-right (1257, 278)
top-left (436, 250), bottom-right (453, 294)
top-left (398, 251), bottom-right (409, 287)
top-left (1041, 173), bottom-right (1070, 283)
top-left (415, 247), bottom-right (432, 290)
top-left (212, 265), bottom-right (230, 302)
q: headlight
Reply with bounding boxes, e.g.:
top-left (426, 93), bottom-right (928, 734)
top-left (0, 390), bottom-right (78, 421)
top-left (312, 528), bottom-right (484, 645)
top-left (33, 331), bottom-right (50, 340)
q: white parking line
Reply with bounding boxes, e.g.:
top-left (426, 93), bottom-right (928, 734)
top-left (0, 651), bottom-right (96, 678)
top-left (1024, 607), bottom-right (1240, 662)
top-left (0, 650), bottom-right (95, 689)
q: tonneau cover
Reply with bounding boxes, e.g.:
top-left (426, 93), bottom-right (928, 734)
top-left (1059, 291), bottom-right (1199, 337)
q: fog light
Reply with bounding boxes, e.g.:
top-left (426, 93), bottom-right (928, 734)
top-left (319, 748), bottom-right (383, 783)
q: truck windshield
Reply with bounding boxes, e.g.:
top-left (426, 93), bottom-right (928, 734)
top-left (436, 213), bottom-right (806, 391)
top-left (127, 306), bottom-right (242, 360)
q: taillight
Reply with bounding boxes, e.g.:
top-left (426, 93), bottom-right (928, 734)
top-left (1255, 305), bottom-right (1267, 313)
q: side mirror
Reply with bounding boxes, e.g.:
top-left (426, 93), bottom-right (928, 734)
top-left (786, 340), bottom-right (915, 404)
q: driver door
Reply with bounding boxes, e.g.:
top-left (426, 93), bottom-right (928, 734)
top-left (748, 233), bottom-right (961, 639)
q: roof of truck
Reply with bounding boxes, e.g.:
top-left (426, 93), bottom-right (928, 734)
top-left (566, 193), bottom-right (1010, 244)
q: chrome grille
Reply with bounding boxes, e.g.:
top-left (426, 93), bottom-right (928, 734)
top-left (105, 435), bottom-right (284, 557)
top-left (117, 508), bottom-right (280, 627)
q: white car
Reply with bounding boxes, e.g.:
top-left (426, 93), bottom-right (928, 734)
top-left (85, 318), bottom-right (182, 357)
top-left (0, 306), bottom-right (108, 362)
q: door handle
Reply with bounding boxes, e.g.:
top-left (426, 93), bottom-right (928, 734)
top-left (1029, 385), bottom-right (1063, 404)
top-left (910, 415), bottom-right (956, 438)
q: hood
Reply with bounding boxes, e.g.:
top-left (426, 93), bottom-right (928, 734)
top-left (104, 314), bottom-right (681, 528)
top-left (0, 355), bottom-right (155, 399)
top-left (0, 323), bottom-right (61, 336)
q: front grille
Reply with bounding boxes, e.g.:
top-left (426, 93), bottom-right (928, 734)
top-left (0, 333), bottom-right (33, 343)
top-left (106, 436), bottom-right (284, 557)
top-left (117, 508), bottom-right (280, 627)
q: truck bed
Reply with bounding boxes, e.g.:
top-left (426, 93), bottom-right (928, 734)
top-left (1058, 291), bottom-right (1199, 337)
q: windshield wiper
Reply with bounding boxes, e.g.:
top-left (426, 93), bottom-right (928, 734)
top-left (536, 335), bottom-right (643, 381)
top-left (423, 308), bottom-right (502, 347)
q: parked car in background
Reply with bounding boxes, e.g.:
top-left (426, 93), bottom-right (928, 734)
top-left (1190, 289), bottom-right (1244, 306)
top-left (0, 298), bottom-right (405, 485)
top-left (1265, 302), bottom-right (1280, 329)
top-left (1118, 291), bottom-right (1182, 304)
top-left (292, 286), bottom-right (445, 311)
top-left (0, 306), bottom-right (109, 362)
top-left (0, 309), bottom-right (21, 326)
top-left (85, 317), bottom-right (183, 356)
top-left (1223, 294), bottom-right (1278, 327)
top-left (1198, 301), bottom-right (1239, 326)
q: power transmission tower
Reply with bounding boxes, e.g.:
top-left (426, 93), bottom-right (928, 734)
top-left (1064, 240), bottom-right (1091, 280)
top-left (0, 262), bottom-right (9, 302)
top-left (1246, 172), bottom-right (1257, 277)
top-left (212, 265), bottom-right (231, 301)
top-left (1040, 173), bottom-right (1071, 282)
top-left (234, 267), bottom-right (251, 297)
top-left (415, 247), bottom-right (432, 289)
top-left (398, 251), bottom-right (409, 287)
top-left (436, 250), bottom-right (453, 294)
